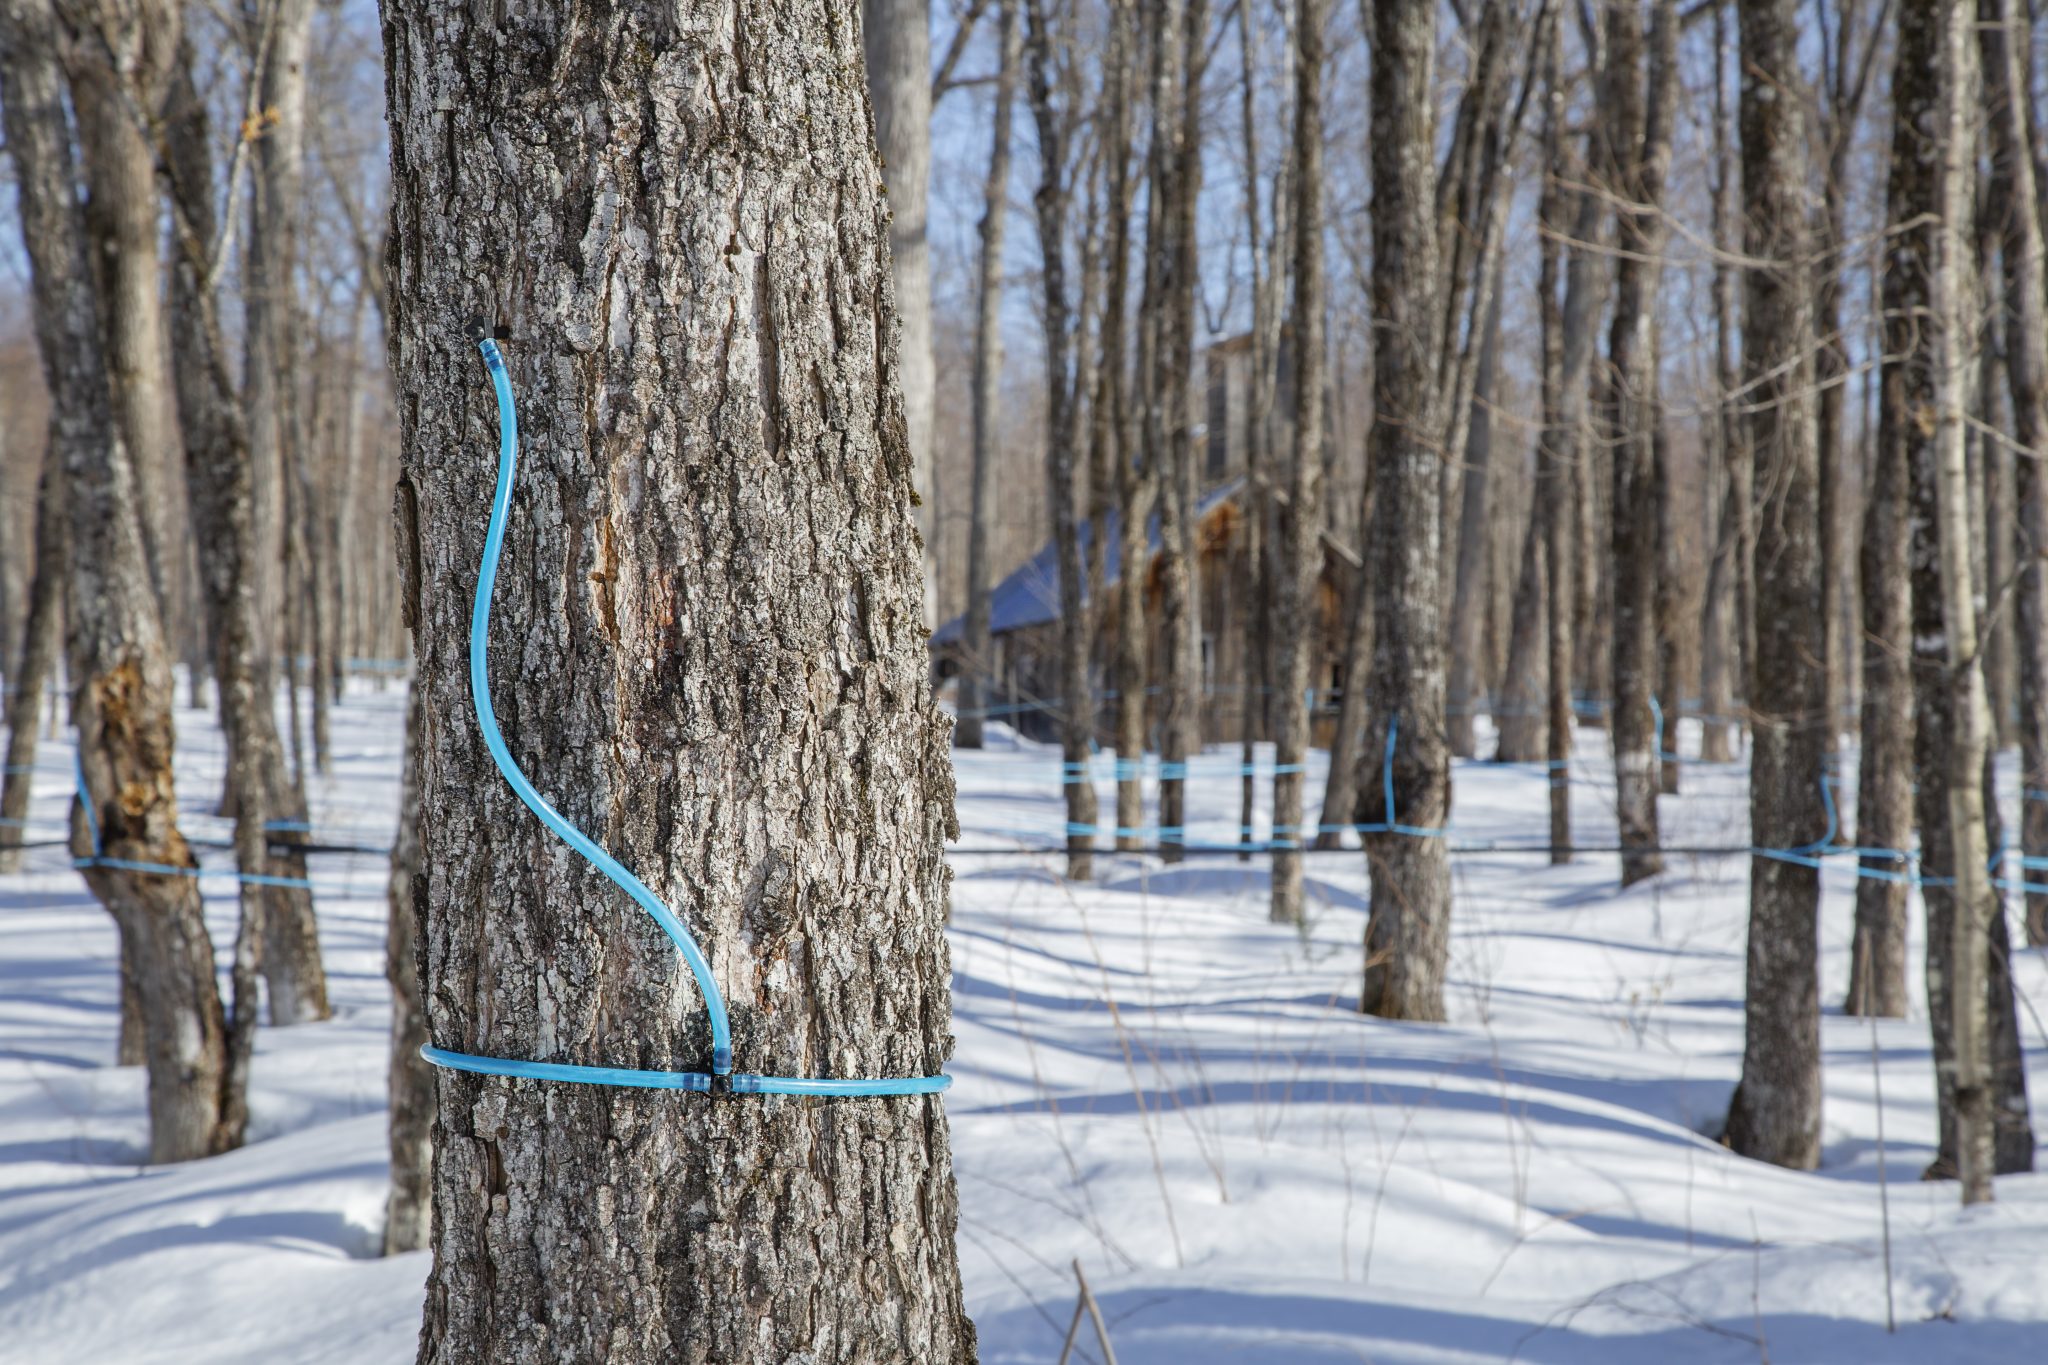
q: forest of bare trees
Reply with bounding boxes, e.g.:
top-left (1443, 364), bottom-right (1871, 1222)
top-left (1, 0), bottom-right (2045, 1358)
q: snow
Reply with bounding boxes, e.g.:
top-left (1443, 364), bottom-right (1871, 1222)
top-left (1, 686), bottom-right (2044, 1363)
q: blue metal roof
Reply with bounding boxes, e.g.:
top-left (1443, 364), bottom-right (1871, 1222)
top-left (932, 479), bottom-right (1242, 646)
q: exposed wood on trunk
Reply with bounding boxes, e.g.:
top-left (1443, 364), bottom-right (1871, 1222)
top-left (1, 0), bottom-right (234, 1164)
top-left (381, 2), bottom-right (974, 1356)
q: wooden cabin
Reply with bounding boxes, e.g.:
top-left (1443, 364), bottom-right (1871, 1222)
top-left (932, 480), bottom-right (1358, 750)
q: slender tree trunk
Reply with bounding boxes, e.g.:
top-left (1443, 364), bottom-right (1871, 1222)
top-left (1536, 25), bottom-right (1579, 860)
top-left (1024, 0), bottom-right (1098, 882)
top-left (865, 0), bottom-right (937, 627)
top-left (1723, 0), bottom-right (1827, 1171)
top-left (1495, 495), bottom-right (1547, 763)
top-left (1927, 0), bottom-right (2003, 1203)
top-left (1360, 0), bottom-right (1449, 1021)
top-left (1312, 532), bottom-right (1372, 851)
top-left (1600, 0), bottom-right (1676, 888)
top-left (1101, 0), bottom-right (1149, 854)
top-left (383, 4), bottom-right (974, 1357)
top-left (1846, 64), bottom-right (1919, 1017)
top-left (955, 1), bottom-right (1019, 753)
top-left (1449, 287), bottom-right (1504, 760)
top-left (1271, 0), bottom-right (1325, 924)
top-left (0, 467), bottom-right (63, 875)
top-left (63, 0), bottom-right (180, 626)
top-left (163, 26), bottom-right (298, 1157)
top-left (243, 0), bottom-right (329, 1027)
top-left (384, 678), bottom-right (431, 1255)
top-left (1700, 8), bottom-right (1742, 765)
top-left (2, 0), bottom-right (234, 1164)
top-left (1984, 0), bottom-right (2048, 948)
top-left (1150, 0), bottom-right (1209, 865)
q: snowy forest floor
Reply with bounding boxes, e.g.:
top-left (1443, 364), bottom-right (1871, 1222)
top-left (1, 682), bottom-right (2044, 1363)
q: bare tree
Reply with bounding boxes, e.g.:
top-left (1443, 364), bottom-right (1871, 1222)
top-left (1598, 0), bottom-right (1677, 888)
top-left (1983, 0), bottom-right (2048, 949)
top-left (382, 2), bottom-right (974, 1356)
top-left (1360, 0), bottom-right (1450, 1020)
top-left (1697, 0), bottom-right (1746, 764)
top-left (865, 0), bottom-right (939, 625)
top-left (1148, 0), bottom-right (1212, 864)
top-left (1270, 0), bottom-right (1326, 924)
top-left (0, 469), bottom-right (62, 876)
top-left (1846, 0), bottom-right (1922, 1018)
top-left (1024, 0), bottom-right (1101, 881)
top-left (242, 0), bottom-right (331, 1027)
top-left (956, 0), bottom-right (1020, 752)
top-left (1722, 0), bottom-right (1827, 1170)
top-left (2, 0), bottom-right (237, 1163)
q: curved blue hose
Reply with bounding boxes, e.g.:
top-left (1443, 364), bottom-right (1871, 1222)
top-left (426, 335), bottom-right (948, 1100)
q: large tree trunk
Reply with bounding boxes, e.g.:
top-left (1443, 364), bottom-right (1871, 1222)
top-left (0, 467), bottom-right (63, 875)
top-left (1, 0), bottom-right (235, 1165)
top-left (382, 4), bottom-right (974, 1359)
top-left (1270, 0), bottom-right (1325, 925)
top-left (954, 0), bottom-right (1018, 753)
top-left (1599, 0), bottom-right (1677, 888)
top-left (1722, 0), bottom-right (1827, 1171)
top-left (384, 679), bottom-right (431, 1256)
top-left (864, 0), bottom-right (937, 626)
top-left (1984, 0), bottom-right (2048, 949)
top-left (1360, 0), bottom-right (1450, 1021)
top-left (243, 0), bottom-right (329, 1027)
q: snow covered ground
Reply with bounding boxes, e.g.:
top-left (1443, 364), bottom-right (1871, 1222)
top-left (1, 683), bottom-right (2043, 1363)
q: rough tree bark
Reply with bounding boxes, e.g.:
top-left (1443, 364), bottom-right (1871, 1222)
top-left (864, 0), bottom-right (937, 625)
top-left (1983, 0), bottom-right (2048, 949)
top-left (1, 0), bottom-right (235, 1164)
top-left (1270, 0), bottom-right (1325, 925)
top-left (955, 0), bottom-right (1018, 753)
top-left (1599, 0), bottom-right (1677, 888)
top-left (1360, 0), bottom-right (1450, 1021)
top-left (381, 2), bottom-right (974, 1358)
top-left (1722, 0), bottom-right (1827, 1171)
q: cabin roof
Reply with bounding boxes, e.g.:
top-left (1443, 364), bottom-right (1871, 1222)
top-left (932, 478), bottom-right (1244, 646)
